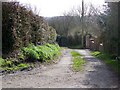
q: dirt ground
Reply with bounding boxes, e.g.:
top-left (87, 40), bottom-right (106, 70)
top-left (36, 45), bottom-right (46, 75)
top-left (2, 49), bottom-right (119, 88)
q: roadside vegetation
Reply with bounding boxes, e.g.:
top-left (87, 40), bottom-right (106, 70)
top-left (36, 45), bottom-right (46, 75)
top-left (71, 51), bottom-right (86, 71)
top-left (1, 2), bottom-right (61, 74)
top-left (91, 51), bottom-right (120, 75)
top-left (0, 44), bottom-right (61, 73)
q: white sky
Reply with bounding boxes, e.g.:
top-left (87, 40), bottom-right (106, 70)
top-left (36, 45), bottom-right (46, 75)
top-left (17, 0), bottom-right (105, 17)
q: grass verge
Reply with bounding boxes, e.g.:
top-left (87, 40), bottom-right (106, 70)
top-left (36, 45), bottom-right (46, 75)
top-left (71, 51), bottom-right (86, 72)
top-left (91, 51), bottom-right (120, 75)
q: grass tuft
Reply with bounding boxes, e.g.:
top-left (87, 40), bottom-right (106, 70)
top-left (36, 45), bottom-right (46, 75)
top-left (71, 51), bottom-right (86, 71)
top-left (71, 51), bottom-right (81, 57)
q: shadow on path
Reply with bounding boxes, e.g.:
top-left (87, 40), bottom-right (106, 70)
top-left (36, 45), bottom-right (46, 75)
top-left (75, 49), bottom-right (119, 88)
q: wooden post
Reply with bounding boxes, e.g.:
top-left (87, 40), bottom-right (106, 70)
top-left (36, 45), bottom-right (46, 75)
top-left (81, 0), bottom-right (84, 48)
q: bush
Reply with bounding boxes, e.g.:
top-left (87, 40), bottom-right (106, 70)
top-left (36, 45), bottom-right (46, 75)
top-left (22, 47), bottom-right (40, 60)
top-left (20, 44), bottom-right (60, 62)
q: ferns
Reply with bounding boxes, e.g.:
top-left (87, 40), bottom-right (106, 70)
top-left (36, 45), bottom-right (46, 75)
top-left (0, 44), bottom-right (61, 73)
top-left (20, 44), bottom-right (60, 62)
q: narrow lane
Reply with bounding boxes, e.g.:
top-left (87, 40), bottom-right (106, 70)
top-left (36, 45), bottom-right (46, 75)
top-left (2, 49), bottom-right (119, 88)
top-left (75, 49), bottom-right (119, 88)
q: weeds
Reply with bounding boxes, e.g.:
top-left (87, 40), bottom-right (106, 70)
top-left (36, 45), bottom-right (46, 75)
top-left (71, 51), bottom-right (86, 71)
top-left (0, 57), bottom-right (31, 72)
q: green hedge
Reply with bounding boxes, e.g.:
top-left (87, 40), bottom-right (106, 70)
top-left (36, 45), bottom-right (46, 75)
top-left (2, 2), bottom-right (57, 56)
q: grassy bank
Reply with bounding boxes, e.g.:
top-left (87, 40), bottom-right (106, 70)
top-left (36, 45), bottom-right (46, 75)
top-left (71, 51), bottom-right (86, 71)
top-left (91, 51), bottom-right (120, 75)
top-left (0, 43), bottom-right (61, 73)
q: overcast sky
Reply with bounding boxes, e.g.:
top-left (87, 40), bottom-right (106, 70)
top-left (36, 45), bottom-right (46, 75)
top-left (17, 0), bottom-right (105, 17)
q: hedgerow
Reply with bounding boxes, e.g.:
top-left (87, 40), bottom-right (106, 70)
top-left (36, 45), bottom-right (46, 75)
top-left (2, 2), bottom-right (57, 57)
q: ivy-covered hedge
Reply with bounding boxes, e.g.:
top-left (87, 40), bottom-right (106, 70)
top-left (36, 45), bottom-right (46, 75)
top-left (2, 2), bottom-right (57, 56)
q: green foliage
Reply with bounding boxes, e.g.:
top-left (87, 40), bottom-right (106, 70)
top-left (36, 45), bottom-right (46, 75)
top-left (21, 44), bottom-right (61, 62)
top-left (22, 47), bottom-right (40, 60)
top-left (2, 63), bottom-right (30, 72)
top-left (2, 2), bottom-right (57, 57)
top-left (4, 60), bottom-right (14, 67)
top-left (18, 53), bottom-right (24, 60)
top-left (0, 43), bottom-right (60, 73)
top-left (0, 57), bottom-right (31, 72)
top-left (91, 51), bottom-right (101, 56)
top-left (71, 51), bottom-right (86, 71)
top-left (0, 58), bottom-right (14, 67)
top-left (73, 57), bottom-right (86, 71)
top-left (0, 57), bottom-right (5, 67)
top-left (16, 63), bottom-right (30, 70)
top-left (71, 51), bottom-right (81, 57)
top-left (91, 51), bottom-right (111, 60)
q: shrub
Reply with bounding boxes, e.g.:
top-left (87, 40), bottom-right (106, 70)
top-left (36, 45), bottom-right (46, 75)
top-left (22, 47), bottom-right (40, 60)
top-left (21, 44), bottom-right (60, 62)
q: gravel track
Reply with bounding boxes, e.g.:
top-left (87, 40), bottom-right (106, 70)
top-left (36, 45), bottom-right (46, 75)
top-left (2, 49), bottom-right (119, 88)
